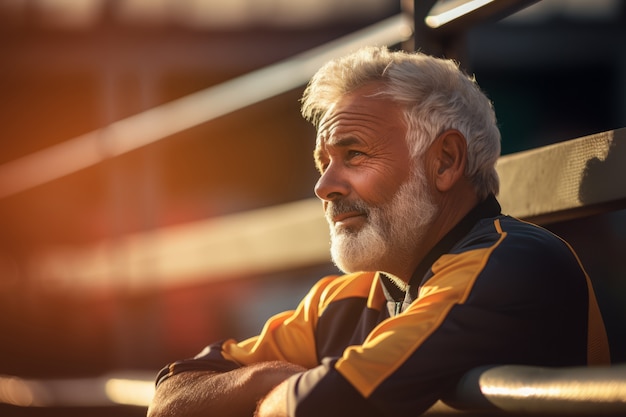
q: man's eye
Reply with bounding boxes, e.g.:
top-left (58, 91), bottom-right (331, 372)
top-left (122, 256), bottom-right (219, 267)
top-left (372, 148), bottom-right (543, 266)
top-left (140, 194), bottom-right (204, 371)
top-left (347, 150), bottom-right (365, 159)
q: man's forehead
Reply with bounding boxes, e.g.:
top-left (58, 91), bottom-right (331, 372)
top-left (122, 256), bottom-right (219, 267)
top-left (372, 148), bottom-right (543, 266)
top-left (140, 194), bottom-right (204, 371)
top-left (317, 101), bottom-right (339, 134)
top-left (317, 99), bottom-right (395, 139)
top-left (317, 83), bottom-right (388, 126)
top-left (315, 119), bottom-right (365, 152)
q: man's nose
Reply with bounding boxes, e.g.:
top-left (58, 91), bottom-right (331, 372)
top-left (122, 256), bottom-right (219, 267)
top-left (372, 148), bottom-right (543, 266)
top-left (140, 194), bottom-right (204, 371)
top-left (314, 164), bottom-right (349, 201)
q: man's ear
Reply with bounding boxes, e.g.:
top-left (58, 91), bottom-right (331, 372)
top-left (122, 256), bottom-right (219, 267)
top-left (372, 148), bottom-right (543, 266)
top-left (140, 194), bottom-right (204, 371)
top-left (431, 129), bottom-right (468, 192)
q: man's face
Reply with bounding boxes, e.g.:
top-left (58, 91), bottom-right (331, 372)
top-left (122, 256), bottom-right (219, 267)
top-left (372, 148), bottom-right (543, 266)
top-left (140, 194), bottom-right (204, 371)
top-left (314, 84), bottom-right (436, 274)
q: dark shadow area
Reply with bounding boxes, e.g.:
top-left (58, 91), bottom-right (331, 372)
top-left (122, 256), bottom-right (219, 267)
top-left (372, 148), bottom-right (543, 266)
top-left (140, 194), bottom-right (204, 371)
top-left (548, 208), bottom-right (626, 363)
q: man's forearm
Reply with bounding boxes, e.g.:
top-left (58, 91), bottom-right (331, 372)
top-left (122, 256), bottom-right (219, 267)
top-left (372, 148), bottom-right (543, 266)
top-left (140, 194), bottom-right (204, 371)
top-left (147, 361), bottom-right (305, 417)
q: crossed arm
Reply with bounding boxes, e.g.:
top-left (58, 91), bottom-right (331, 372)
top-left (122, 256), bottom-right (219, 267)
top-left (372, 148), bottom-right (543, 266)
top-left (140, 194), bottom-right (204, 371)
top-left (146, 361), bottom-right (306, 417)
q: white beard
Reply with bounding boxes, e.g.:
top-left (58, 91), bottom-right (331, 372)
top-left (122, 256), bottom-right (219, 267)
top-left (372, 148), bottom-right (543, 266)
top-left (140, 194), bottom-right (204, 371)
top-left (327, 168), bottom-right (437, 274)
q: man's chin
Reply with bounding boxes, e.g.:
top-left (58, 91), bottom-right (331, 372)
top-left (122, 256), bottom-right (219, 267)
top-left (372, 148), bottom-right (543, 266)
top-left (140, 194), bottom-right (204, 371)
top-left (332, 259), bottom-right (365, 274)
top-left (334, 259), bottom-right (381, 274)
top-left (330, 245), bottom-right (382, 273)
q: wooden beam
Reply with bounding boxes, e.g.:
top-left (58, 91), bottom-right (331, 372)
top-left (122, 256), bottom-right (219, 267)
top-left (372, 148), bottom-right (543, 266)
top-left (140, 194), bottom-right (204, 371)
top-left (497, 128), bottom-right (626, 225)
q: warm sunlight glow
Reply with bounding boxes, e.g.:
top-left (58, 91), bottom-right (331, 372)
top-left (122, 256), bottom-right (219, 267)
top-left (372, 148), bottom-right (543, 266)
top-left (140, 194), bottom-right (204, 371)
top-left (0, 376), bottom-right (39, 407)
top-left (105, 378), bottom-right (155, 406)
top-left (0, 14), bottom-right (410, 199)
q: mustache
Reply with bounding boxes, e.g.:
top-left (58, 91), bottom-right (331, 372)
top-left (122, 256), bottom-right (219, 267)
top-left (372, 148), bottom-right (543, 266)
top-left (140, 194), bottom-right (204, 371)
top-left (326, 199), bottom-right (370, 220)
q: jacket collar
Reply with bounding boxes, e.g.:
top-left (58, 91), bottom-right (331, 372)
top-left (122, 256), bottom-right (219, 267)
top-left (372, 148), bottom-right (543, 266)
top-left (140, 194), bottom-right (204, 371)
top-left (380, 194), bottom-right (501, 307)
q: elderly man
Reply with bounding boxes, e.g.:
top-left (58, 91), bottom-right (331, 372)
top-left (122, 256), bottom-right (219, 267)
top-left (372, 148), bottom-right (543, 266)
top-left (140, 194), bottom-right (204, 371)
top-left (147, 46), bottom-right (610, 417)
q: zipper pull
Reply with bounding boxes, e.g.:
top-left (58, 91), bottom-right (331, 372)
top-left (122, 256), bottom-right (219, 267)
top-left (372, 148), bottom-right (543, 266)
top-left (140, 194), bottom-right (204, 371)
top-left (394, 301), bottom-right (403, 316)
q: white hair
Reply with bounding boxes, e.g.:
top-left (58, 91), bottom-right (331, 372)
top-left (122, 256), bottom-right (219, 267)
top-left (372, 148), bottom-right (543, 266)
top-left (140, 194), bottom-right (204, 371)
top-left (301, 46), bottom-right (501, 199)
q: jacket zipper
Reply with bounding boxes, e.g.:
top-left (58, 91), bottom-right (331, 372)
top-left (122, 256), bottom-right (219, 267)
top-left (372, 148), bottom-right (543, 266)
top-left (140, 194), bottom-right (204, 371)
top-left (394, 301), bottom-right (403, 316)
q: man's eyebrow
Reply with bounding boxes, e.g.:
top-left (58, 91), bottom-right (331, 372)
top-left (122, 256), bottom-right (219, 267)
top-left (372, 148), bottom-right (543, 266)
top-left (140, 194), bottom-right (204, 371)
top-left (314, 136), bottom-right (364, 167)
top-left (345, 136), bottom-right (366, 146)
top-left (325, 136), bottom-right (362, 149)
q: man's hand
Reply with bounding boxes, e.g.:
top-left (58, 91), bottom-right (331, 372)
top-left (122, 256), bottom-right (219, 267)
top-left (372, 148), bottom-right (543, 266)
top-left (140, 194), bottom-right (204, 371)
top-left (147, 361), bottom-right (305, 417)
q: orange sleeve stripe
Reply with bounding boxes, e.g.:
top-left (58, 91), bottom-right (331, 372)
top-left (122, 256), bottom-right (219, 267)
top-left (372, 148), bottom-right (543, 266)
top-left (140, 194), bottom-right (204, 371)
top-left (586, 280), bottom-right (611, 365)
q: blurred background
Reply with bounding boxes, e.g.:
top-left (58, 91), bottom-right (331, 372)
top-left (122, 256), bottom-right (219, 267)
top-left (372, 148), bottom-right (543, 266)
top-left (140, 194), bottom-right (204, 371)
top-left (0, 0), bottom-right (624, 415)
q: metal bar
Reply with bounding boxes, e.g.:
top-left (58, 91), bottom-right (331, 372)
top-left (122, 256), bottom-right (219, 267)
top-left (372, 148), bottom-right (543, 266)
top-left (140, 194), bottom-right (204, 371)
top-left (424, 0), bottom-right (541, 34)
top-left (410, 0), bottom-right (541, 61)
